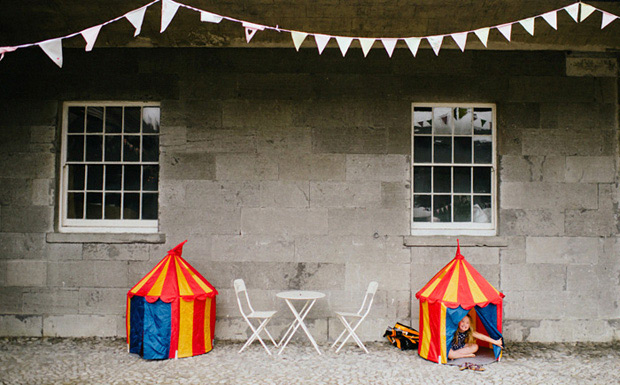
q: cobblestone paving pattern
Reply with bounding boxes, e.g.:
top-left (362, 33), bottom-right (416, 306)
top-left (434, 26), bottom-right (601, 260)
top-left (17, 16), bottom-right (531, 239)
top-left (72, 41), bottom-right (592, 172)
top-left (1, 338), bottom-right (619, 385)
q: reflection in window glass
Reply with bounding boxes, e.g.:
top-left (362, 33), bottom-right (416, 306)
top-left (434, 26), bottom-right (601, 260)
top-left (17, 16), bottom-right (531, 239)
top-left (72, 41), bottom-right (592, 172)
top-left (454, 137), bottom-right (472, 163)
top-left (86, 192), bottom-right (103, 219)
top-left (413, 195), bottom-right (431, 222)
top-left (474, 196), bottom-right (492, 223)
top-left (454, 195), bottom-right (471, 222)
top-left (414, 166), bottom-right (431, 193)
top-left (433, 195), bottom-right (451, 222)
top-left (414, 137), bottom-right (432, 163)
top-left (86, 107), bottom-right (104, 133)
top-left (474, 108), bottom-right (492, 135)
top-left (453, 108), bottom-right (472, 135)
top-left (413, 107), bottom-right (432, 134)
top-left (142, 107), bottom-right (160, 133)
top-left (474, 136), bottom-right (492, 164)
top-left (104, 193), bottom-right (121, 219)
top-left (123, 193), bottom-right (140, 219)
top-left (433, 107), bottom-right (452, 134)
top-left (434, 137), bottom-right (452, 163)
top-left (474, 167), bottom-right (491, 194)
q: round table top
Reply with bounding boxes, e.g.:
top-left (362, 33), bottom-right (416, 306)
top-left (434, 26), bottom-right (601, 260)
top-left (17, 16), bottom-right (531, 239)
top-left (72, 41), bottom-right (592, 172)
top-left (276, 290), bottom-right (325, 300)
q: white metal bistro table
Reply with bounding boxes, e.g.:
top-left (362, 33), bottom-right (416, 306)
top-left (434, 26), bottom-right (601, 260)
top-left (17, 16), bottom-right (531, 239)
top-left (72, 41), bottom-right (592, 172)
top-left (276, 290), bottom-right (325, 355)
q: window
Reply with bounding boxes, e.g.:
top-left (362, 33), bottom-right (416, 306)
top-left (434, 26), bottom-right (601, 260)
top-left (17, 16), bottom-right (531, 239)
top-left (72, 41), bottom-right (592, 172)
top-left (411, 104), bottom-right (496, 236)
top-left (59, 102), bottom-right (160, 233)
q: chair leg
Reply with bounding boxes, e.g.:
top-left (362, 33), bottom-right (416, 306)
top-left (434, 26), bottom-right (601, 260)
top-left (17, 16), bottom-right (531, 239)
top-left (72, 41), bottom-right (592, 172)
top-left (335, 316), bottom-right (368, 354)
top-left (264, 328), bottom-right (279, 347)
top-left (239, 318), bottom-right (273, 355)
top-left (331, 328), bottom-right (347, 349)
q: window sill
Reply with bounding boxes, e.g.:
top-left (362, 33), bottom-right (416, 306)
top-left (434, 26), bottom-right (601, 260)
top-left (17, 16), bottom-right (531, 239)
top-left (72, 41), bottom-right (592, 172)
top-left (46, 232), bottom-right (166, 244)
top-left (403, 235), bottom-right (508, 248)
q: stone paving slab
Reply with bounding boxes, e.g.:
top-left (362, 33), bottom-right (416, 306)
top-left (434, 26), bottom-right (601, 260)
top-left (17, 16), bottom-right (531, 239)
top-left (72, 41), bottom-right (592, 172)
top-left (0, 338), bottom-right (619, 385)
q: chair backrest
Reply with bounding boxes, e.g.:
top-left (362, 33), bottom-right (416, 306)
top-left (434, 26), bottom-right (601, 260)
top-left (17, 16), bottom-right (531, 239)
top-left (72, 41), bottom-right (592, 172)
top-left (233, 279), bottom-right (255, 316)
top-left (357, 281), bottom-right (379, 318)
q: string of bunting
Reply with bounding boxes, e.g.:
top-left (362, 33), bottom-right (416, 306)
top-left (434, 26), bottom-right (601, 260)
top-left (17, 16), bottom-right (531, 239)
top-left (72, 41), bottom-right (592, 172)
top-left (0, 0), bottom-right (617, 67)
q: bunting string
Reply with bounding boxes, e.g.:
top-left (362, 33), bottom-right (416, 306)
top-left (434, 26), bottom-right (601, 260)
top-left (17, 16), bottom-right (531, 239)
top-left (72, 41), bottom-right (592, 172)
top-left (0, 1), bottom-right (618, 67)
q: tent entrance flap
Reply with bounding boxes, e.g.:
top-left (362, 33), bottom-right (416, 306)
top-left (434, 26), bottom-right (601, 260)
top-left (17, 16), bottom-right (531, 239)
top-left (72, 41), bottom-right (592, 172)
top-left (129, 296), bottom-right (145, 355)
top-left (143, 299), bottom-right (172, 360)
top-left (445, 305), bottom-right (503, 360)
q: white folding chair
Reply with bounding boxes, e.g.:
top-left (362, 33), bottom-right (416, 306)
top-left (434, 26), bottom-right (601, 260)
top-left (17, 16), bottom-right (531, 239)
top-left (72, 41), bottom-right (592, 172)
top-left (234, 279), bottom-right (279, 355)
top-left (331, 281), bottom-right (378, 353)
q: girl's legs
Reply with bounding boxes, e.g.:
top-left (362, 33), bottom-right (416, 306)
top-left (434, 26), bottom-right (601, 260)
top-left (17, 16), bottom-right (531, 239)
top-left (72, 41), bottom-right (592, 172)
top-left (448, 343), bottom-right (479, 359)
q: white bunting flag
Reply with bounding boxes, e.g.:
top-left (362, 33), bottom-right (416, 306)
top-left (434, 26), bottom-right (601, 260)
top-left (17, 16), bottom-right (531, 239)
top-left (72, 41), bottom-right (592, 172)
top-left (161, 0), bottom-right (180, 33)
top-left (359, 38), bottom-right (375, 57)
top-left (427, 35), bottom-right (443, 55)
top-left (381, 38), bottom-right (398, 57)
top-left (39, 38), bottom-right (63, 68)
top-left (541, 11), bottom-right (557, 30)
top-left (291, 31), bottom-right (308, 51)
top-left (497, 24), bottom-right (512, 41)
top-left (473, 28), bottom-right (489, 47)
top-left (450, 32), bottom-right (468, 52)
top-left (564, 3), bottom-right (579, 22)
top-left (125, 6), bottom-right (147, 37)
top-left (243, 22), bottom-right (265, 43)
top-left (519, 17), bottom-right (535, 35)
top-left (601, 11), bottom-right (618, 29)
top-left (81, 25), bottom-right (102, 52)
top-left (335, 36), bottom-right (353, 57)
top-left (580, 3), bottom-right (596, 22)
top-left (404, 37), bottom-right (421, 57)
top-left (200, 11), bottom-right (223, 24)
top-left (314, 34), bottom-right (331, 54)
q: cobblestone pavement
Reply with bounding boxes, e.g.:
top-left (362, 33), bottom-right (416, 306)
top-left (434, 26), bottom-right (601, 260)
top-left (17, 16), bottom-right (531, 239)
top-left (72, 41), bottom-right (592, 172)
top-left (1, 338), bottom-right (619, 385)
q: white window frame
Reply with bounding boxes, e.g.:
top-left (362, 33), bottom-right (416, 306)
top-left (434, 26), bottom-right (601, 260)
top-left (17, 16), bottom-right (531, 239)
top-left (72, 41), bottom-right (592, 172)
top-left (411, 103), bottom-right (497, 236)
top-left (59, 101), bottom-right (160, 233)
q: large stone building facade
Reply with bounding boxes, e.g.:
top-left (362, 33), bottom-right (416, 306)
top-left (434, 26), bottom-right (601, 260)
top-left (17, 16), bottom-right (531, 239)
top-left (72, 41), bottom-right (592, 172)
top-left (0, 4), bottom-right (619, 343)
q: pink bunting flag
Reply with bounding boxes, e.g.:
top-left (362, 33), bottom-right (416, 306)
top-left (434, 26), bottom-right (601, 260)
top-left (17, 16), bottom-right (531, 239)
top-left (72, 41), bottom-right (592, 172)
top-left (39, 38), bottom-right (63, 68)
top-left (450, 32), bottom-right (468, 52)
top-left (601, 11), bottom-right (618, 29)
top-left (125, 6), bottom-right (147, 37)
top-left (381, 38), bottom-right (398, 57)
top-left (427, 35), bottom-right (443, 56)
top-left (161, 0), bottom-right (180, 33)
top-left (314, 34), bottom-right (331, 54)
top-left (0, 46), bottom-right (17, 61)
top-left (496, 24), bottom-right (512, 41)
top-left (335, 36), bottom-right (353, 57)
top-left (81, 25), bottom-right (102, 52)
top-left (404, 37), bottom-right (421, 57)
top-left (243, 22), bottom-right (265, 43)
top-left (541, 11), bottom-right (557, 30)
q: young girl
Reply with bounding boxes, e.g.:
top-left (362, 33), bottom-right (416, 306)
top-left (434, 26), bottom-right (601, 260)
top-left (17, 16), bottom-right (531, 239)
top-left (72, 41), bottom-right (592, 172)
top-left (448, 314), bottom-right (503, 359)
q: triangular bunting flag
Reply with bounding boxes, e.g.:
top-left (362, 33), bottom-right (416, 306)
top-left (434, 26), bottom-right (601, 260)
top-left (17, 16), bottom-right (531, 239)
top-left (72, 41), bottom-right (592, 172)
top-left (519, 17), bottom-right (535, 35)
top-left (200, 11), bottom-right (223, 23)
top-left (314, 34), bottom-right (331, 55)
top-left (541, 11), bottom-right (557, 30)
top-left (335, 36), bottom-right (353, 57)
top-left (161, 0), bottom-right (180, 33)
top-left (450, 32), bottom-right (468, 52)
top-left (81, 25), bottom-right (102, 52)
top-left (497, 24), bottom-right (512, 41)
top-left (381, 38), bottom-right (398, 57)
top-left (580, 3), bottom-right (596, 22)
top-left (359, 38), bottom-right (375, 57)
top-left (473, 28), bottom-right (489, 47)
top-left (564, 3), bottom-right (579, 22)
top-left (0, 46), bottom-right (17, 61)
top-left (601, 11), bottom-right (618, 29)
top-left (242, 22), bottom-right (265, 43)
top-left (404, 37), bottom-right (421, 57)
top-left (39, 38), bottom-right (63, 68)
top-left (291, 31), bottom-right (308, 51)
top-left (125, 6), bottom-right (147, 37)
top-left (427, 35), bottom-right (443, 56)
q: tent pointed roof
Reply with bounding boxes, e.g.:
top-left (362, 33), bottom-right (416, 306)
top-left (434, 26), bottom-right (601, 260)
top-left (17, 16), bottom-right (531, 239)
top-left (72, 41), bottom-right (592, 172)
top-left (415, 240), bottom-right (504, 309)
top-left (128, 240), bottom-right (218, 303)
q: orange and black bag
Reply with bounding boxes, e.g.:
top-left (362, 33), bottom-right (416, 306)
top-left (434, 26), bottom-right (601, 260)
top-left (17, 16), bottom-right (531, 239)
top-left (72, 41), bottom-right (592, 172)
top-left (383, 322), bottom-right (420, 350)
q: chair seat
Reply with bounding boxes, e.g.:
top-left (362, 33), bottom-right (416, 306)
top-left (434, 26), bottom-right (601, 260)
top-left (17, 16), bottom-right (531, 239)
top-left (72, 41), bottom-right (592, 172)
top-left (248, 310), bottom-right (277, 318)
top-left (335, 311), bottom-right (362, 318)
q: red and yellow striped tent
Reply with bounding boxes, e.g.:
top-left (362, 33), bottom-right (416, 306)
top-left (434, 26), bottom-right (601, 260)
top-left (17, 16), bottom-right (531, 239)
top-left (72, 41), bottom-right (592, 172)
top-left (126, 240), bottom-right (218, 360)
top-left (415, 241), bottom-right (504, 364)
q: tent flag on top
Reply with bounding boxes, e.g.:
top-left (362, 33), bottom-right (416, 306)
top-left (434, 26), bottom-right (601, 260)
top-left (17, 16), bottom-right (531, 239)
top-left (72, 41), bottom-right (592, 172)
top-left (415, 240), bottom-right (505, 364)
top-left (127, 240), bottom-right (218, 360)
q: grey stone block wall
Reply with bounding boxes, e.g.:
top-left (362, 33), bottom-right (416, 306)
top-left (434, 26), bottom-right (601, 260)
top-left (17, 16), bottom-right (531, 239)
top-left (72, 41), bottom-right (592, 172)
top-left (0, 48), bottom-right (618, 343)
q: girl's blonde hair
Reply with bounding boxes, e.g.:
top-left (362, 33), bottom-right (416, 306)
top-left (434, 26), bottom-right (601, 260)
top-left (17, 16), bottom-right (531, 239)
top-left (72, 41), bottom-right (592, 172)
top-left (454, 314), bottom-right (476, 345)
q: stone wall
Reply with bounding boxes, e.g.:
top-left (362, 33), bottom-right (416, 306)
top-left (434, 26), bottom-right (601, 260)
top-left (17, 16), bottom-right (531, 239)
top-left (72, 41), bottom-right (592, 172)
top-left (0, 48), bottom-right (618, 342)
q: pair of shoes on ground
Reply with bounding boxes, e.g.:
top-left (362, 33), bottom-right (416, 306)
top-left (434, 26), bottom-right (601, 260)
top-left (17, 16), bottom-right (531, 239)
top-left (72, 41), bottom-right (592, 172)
top-left (459, 362), bottom-right (485, 372)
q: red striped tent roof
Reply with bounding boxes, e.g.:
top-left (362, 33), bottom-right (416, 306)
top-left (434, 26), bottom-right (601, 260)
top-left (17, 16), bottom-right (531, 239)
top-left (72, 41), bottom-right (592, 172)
top-left (128, 240), bottom-right (218, 303)
top-left (415, 242), bottom-right (504, 309)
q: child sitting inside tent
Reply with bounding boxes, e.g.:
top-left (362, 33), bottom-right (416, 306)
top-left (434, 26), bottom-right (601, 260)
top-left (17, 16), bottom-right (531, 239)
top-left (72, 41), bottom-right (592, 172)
top-left (448, 314), bottom-right (503, 359)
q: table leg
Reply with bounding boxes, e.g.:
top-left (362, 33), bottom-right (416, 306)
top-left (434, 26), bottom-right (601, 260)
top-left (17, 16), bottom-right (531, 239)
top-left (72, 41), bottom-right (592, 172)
top-left (278, 299), bottom-right (321, 355)
top-left (277, 300), bottom-right (312, 348)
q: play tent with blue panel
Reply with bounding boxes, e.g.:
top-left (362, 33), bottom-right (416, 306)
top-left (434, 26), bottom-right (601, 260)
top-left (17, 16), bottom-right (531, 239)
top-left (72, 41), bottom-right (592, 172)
top-left (126, 240), bottom-right (218, 360)
top-left (415, 241), bottom-right (504, 364)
